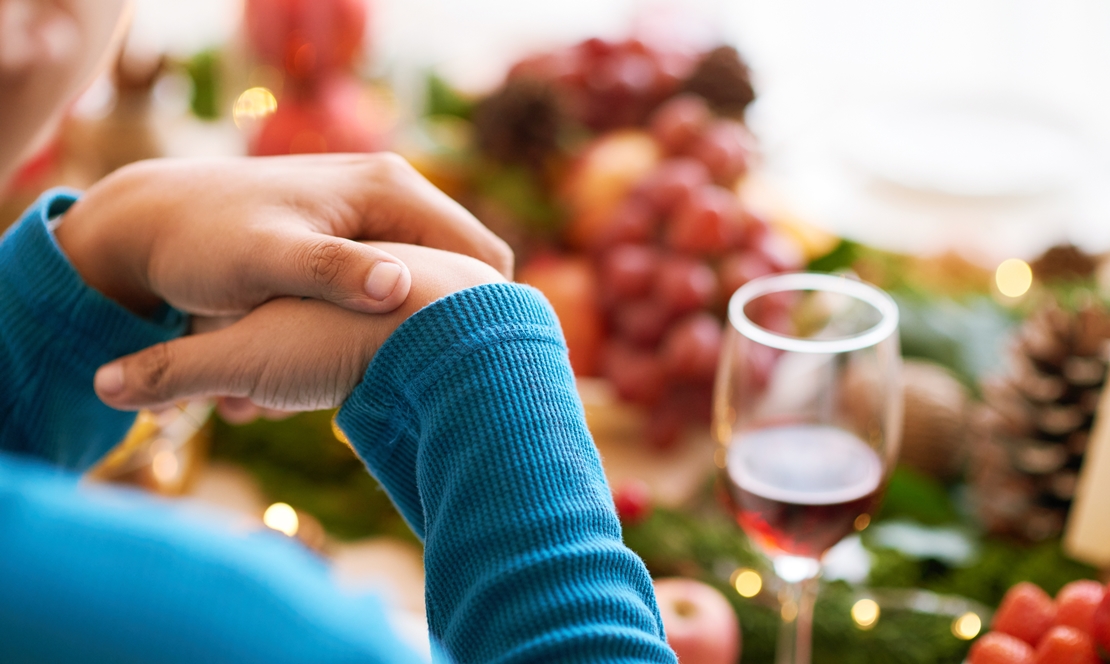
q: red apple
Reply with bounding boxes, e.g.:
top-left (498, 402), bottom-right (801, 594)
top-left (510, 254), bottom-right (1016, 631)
top-left (563, 131), bottom-right (661, 249)
top-left (250, 77), bottom-right (390, 156)
top-left (245, 0), bottom-right (368, 79)
top-left (517, 254), bottom-right (604, 376)
top-left (653, 577), bottom-right (741, 664)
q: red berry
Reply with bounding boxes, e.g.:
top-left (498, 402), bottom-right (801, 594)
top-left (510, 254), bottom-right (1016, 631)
top-left (611, 298), bottom-right (674, 346)
top-left (1092, 586), bottom-right (1110, 654)
top-left (649, 94), bottom-right (711, 155)
top-left (690, 119), bottom-right (752, 185)
top-left (968, 632), bottom-right (1034, 664)
top-left (660, 313), bottom-right (722, 382)
top-left (613, 478), bottom-right (653, 524)
top-left (593, 197), bottom-right (658, 249)
top-left (719, 251), bottom-right (775, 299)
top-left (601, 244), bottom-right (660, 300)
top-left (667, 185), bottom-right (746, 255)
top-left (602, 341), bottom-right (667, 406)
top-left (655, 256), bottom-right (718, 314)
top-left (1054, 580), bottom-right (1105, 633)
top-left (993, 582), bottom-right (1057, 646)
top-left (636, 158), bottom-right (712, 215)
top-left (1034, 626), bottom-right (1099, 664)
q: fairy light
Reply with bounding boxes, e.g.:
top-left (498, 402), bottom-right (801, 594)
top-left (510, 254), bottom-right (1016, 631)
top-left (151, 449), bottom-right (180, 483)
top-left (851, 598), bottom-right (880, 630)
top-left (952, 612), bottom-right (982, 640)
top-left (731, 568), bottom-right (763, 598)
top-left (854, 514), bottom-right (871, 531)
top-left (995, 258), bottom-right (1033, 298)
top-left (232, 87), bottom-right (277, 128)
top-left (263, 502), bottom-right (299, 537)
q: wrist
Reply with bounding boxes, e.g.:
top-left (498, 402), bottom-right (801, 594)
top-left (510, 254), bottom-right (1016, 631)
top-left (54, 167), bottom-right (162, 316)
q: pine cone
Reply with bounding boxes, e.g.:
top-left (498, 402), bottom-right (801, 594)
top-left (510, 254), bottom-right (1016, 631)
top-left (473, 78), bottom-right (565, 168)
top-left (970, 299), bottom-right (1110, 541)
top-left (1031, 244), bottom-right (1097, 284)
top-left (680, 46), bottom-right (755, 118)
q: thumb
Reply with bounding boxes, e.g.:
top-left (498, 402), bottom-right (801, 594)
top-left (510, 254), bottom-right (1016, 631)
top-left (94, 331), bottom-right (252, 411)
top-left (256, 234), bottom-right (413, 314)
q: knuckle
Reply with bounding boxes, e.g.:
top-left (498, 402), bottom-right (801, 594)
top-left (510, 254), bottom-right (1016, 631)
top-left (367, 151), bottom-right (415, 185)
top-left (136, 343), bottom-right (174, 401)
top-left (303, 240), bottom-right (352, 291)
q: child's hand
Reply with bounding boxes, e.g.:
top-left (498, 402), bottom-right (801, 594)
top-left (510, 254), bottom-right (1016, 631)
top-left (92, 243), bottom-right (507, 411)
top-left (55, 154), bottom-right (512, 317)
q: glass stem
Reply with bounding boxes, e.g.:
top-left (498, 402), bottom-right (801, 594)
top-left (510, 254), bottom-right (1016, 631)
top-left (775, 577), bottom-right (818, 664)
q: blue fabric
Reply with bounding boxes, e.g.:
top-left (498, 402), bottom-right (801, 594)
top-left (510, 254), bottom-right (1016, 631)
top-left (0, 191), bottom-right (676, 663)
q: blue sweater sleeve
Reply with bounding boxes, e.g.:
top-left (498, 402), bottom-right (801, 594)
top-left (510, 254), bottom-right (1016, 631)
top-left (0, 189), bottom-right (187, 470)
top-left (337, 284), bottom-right (675, 663)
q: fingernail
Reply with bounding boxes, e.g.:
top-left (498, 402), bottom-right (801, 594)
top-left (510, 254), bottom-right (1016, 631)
top-left (95, 363), bottom-right (125, 396)
top-left (365, 262), bottom-right (403, 301)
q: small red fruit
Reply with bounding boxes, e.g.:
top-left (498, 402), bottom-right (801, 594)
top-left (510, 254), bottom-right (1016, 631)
top-left (667, 185), bottom-right (746, 256)
top-left (655, 256), bottom-right (718, 314)
top-left (612, 478), bottom-right (653, 524)
top-left (611, 298), bottom-right (674, 347)
top-left (602, 342), bottom-right (667, 406)
top-left (992, 582), bottom-right (1057, 646)
top-left (649, 94), bottom-right (712, 155)
top-left (636, 158), bottom-right (712, 215)
top-left (719, 251), bottom-right (774, 298)
top-left (1034, 626), bottom-right (1099, 664)
top-left (689, 119), bottom-right (752, 186)
top-left (1054, 580), bottom-right (1104, 633)
top-left (968, 632), bottom-right (1034, 664)
top-left (1091, 585), bottom-right (1110, 654)
top-left (660, 313), bottom-right (723, 382)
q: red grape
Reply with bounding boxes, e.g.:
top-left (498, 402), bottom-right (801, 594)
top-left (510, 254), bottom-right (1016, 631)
top-left (612, 298), bottom-right (674, 346)
top-left (660, 313), bottom-right (723, 382)
top-left (592, 197), bottom-right (659, 249)
top-left (655, 256), bottom-right (718, 314)
top-left (601, 244), bottom-right (660, 300)
top-left (647, 399), bottom-right (687, 450)
top-left (666, 184), bottom-right (745, 255)
top-left (690, 119), bottom-right (753, 185)
top-left (602, 341), bottom-right (667, 406)
top-left (649, 94), bottom-right (711, 155)
top-left (636, 158), bottom-right (712, 215)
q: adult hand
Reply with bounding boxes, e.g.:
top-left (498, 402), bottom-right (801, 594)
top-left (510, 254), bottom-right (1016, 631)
top-left (55, 153), bottom-right (513, 317)
top-left (92, 243), bottom-right (507, 411)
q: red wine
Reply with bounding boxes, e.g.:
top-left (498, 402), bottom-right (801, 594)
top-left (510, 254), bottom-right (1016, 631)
top-left (723, 425), bottom-right (884, 559)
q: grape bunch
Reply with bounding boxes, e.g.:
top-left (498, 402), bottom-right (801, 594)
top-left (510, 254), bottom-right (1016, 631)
top-left (508, 38), bottom-right (696, 132)
top-left (587, 94), bottom-right (802, 448)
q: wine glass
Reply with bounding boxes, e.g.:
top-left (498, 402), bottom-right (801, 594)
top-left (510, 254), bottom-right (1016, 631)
top-left (713, 272), bottom-right (902, 664)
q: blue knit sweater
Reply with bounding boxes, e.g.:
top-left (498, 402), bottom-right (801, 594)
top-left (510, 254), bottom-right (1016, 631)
top-left (0, 190), bottom-right (676, 663)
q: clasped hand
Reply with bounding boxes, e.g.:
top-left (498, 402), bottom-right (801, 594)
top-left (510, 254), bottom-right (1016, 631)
top-left (54, 154), bottom-right (510, 414)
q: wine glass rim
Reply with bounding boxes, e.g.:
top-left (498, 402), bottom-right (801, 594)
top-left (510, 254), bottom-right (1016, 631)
top-left (727, 272), bottom-right (899, 353)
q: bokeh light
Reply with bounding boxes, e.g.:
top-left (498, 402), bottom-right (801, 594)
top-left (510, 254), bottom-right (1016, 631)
top-left (263, 502), bottom-right (299, 537)
top-left (952, 612), bottom-right (982, 640)
top-left (851, 598), bottom-right (880, 630)
top-left (995, 258), bottom-right (1033, 298)
top-left (731, 568), bottom-right (763, 598)
top-left (233, 87), bottom-right (278, 128)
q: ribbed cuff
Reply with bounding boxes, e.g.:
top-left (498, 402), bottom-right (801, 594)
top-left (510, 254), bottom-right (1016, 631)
top-left (0, 188), bottom-right (187, 367)
top-left (335, 283), bottom-right (566, 537)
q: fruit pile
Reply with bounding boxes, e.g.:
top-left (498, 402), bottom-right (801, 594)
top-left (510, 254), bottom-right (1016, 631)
top-left (538, 93), bottom-right (800, 448)
top-left (969, 580), bottom-right (1110, 664)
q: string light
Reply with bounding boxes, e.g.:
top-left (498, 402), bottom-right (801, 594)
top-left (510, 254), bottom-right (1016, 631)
top-left (854, 514), bottom-right (871, 531)
top-left (233, 87), bottom-right (277, 128)
top-left (851, 598), bottom-right (880, 630)
top-left (952, 612), bottom-right (982, 640)
top-left (995, 258), bottom-right (1033, 298)
top-left (263, 502), bottom-right (299, 537)
top-left (730, 568), bottom-right (763, 598)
